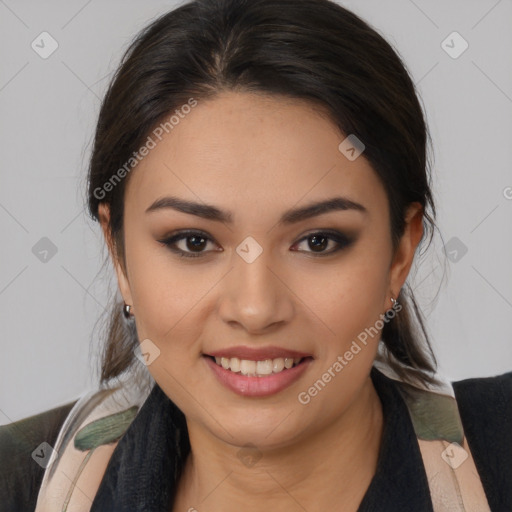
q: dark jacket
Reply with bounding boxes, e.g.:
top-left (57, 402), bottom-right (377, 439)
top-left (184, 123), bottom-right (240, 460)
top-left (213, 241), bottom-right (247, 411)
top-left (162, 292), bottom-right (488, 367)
top-left (1, 367), bottom-right (511, 511)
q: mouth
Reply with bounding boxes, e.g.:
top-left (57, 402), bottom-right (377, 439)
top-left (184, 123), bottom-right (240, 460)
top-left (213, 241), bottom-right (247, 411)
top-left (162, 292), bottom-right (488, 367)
top-left (203, 346), bottom-right (314, 396)
top-left (205, 355), bottom-right (311, 377)
top-left (203, 353), bottom-right (314, 397)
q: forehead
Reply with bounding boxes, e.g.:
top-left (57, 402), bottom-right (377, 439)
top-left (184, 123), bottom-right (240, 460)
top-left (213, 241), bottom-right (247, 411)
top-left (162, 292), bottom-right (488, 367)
top-left (124, 91), bottom-right (386, 220)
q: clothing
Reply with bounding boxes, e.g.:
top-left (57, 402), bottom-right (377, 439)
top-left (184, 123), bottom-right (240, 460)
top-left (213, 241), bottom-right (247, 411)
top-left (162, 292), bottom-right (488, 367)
top-left (1, 366), bottom-right (511, 511)
top-left (0, 400), bottom-right (75, 512)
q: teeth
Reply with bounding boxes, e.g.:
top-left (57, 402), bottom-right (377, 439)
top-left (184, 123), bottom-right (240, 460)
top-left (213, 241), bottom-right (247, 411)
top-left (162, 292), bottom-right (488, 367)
top-left (230, 357), bottom-right (240, 373)
top-left (273, 358), bottom-right (285, 372)
top-left (212, 356), bottom-right (304, 376)
top-left (256, 360), bottom-right (273, 375)
top-left (240, 359), bottom-right (256, 375)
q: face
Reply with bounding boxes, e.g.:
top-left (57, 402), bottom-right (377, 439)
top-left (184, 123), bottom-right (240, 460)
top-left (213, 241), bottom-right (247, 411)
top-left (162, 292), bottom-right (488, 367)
top-left (99, 91), bottom-right (422, 450)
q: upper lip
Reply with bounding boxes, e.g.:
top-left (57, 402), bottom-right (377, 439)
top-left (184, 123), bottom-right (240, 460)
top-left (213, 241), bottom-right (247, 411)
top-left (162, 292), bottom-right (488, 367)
top-left (206, 346), bottom-right (313, 361)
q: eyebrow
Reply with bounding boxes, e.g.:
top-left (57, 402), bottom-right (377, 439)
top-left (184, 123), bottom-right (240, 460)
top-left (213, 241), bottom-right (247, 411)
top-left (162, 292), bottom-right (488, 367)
top-left (145, 195), bottom-right (367, 225)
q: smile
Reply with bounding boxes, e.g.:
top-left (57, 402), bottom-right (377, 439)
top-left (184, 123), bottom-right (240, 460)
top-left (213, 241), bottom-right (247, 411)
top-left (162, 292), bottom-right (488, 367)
top-left (203, 354), bottom-right (314, 397)
top-left (213, 356), bottom-right (303, 377)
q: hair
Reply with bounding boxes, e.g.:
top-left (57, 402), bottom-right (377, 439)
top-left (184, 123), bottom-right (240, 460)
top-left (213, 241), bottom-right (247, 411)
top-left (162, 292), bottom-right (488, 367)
top-left (86, 0), bottom-right (441, 389)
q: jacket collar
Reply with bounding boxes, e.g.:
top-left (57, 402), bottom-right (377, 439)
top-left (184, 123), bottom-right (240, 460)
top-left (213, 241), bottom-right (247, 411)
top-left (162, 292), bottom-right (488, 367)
top-left (91, 367), bottom-right (432, 511)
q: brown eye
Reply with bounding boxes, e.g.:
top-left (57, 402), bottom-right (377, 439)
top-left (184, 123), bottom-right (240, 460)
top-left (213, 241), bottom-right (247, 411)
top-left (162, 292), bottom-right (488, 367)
top-left (158, 230), bottom-right (220, 258)
top-left (308, 234), bottom-right (329, 252)
top-left (184, 234), bottom-right (208, 251)
top-left (292, 231), bottom-right (354, 256)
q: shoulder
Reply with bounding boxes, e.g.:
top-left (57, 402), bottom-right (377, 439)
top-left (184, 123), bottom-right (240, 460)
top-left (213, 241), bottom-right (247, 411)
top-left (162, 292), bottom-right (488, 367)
top-left (452, 368), bottom-right (512, 393)
top-left (0, 400), bottom-right (78, 512)
top-left (452, 370), bottom-right (512, 511)
top-left (452, 369), bottom-right (512, 425)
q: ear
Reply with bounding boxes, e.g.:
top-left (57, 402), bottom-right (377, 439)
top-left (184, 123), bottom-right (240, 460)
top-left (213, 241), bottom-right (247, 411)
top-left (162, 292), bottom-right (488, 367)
top-left (98, 203), bottom-right (133, 308)
top-left (387, 202), bottom-right (424, 304)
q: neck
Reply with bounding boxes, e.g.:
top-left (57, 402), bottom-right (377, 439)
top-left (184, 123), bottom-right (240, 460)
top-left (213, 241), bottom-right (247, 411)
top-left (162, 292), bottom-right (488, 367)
top-left (172, 375), bottom-right (383, 512)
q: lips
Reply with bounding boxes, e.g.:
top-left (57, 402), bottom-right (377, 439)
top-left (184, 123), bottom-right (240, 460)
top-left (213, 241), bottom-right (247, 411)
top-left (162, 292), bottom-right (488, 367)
top-left (204, 354), bottom-right (313, 397)
top-left (202, 345), bottom-right (314, 397)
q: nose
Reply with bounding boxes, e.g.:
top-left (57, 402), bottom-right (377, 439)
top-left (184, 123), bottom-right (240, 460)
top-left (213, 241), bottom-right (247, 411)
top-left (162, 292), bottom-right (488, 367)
top-left (217, 244), bottom-right (295, 334)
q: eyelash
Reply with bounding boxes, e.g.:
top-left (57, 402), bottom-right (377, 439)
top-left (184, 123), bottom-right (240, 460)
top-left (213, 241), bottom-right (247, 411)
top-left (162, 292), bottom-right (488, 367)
top-left (157, 229), bottom-right (354, 259)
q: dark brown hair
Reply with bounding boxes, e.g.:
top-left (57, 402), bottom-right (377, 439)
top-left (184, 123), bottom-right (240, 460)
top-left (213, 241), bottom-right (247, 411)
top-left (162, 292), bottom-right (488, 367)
top-left (87, 0), bottom-right (440, 388)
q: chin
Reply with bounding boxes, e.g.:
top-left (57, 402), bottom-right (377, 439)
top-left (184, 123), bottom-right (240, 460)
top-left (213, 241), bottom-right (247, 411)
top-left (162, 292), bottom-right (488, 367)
top-left (206, 408), bottom-right (310, 450)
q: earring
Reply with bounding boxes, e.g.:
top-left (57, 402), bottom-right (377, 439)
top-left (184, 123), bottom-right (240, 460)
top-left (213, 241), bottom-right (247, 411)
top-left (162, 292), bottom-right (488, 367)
top-left (390, 296), bottom-right (399, 308)
top-left (123, 302), bottom-right (133, 319)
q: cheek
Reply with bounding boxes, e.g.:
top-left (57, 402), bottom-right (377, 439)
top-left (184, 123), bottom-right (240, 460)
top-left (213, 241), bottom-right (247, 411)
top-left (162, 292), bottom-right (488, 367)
top-left (295, 242), bottom-right (390, 356)
top-left (126, 249), bottom-right (212, 394)
top-left (125, 236), bottom-right (209, 352)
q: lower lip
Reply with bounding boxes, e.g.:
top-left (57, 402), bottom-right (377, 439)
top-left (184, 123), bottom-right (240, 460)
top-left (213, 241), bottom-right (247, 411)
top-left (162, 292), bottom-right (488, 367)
top-left (204, 356), bottom-right (313, 397)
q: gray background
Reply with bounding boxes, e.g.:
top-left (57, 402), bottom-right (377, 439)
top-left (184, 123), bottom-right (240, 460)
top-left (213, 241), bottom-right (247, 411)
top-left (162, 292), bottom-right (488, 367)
top-left (1, 0), bottom-right (511, 425)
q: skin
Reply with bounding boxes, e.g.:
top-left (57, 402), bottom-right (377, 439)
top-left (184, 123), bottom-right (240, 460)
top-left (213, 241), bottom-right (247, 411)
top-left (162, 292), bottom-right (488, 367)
top-left (99, 91), bottom-right (423, 511)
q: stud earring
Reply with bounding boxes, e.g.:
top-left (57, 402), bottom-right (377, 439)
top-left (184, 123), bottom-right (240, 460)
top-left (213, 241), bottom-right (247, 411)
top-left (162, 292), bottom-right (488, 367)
top-left (123, 303), bottom-right (133, 319)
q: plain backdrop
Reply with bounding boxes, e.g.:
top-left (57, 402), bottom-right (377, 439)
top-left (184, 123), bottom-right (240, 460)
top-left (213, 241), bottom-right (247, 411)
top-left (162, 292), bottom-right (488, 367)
top-left (1, 0), bottom-right (511, 424)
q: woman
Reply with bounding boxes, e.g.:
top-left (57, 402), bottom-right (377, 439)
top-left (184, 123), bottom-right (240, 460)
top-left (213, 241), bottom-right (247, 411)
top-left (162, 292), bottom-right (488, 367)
top-left (1, 0), bottom-right (510, 510)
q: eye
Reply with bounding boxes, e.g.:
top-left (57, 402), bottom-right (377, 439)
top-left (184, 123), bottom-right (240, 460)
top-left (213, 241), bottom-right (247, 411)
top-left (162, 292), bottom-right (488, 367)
top-left (291, 230), bottom-right (354, 256)
top-left (157, 230), bottom-right (220, 258)
top-left (158, 229), bottom-right (354, 259)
